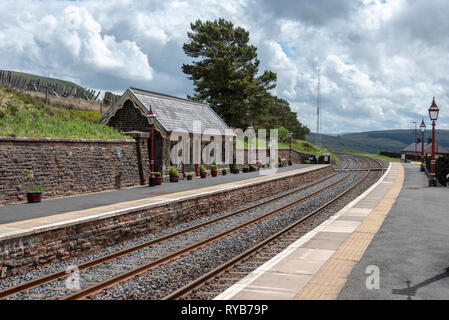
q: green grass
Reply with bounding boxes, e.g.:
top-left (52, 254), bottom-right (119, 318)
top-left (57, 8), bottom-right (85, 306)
top-left (278, 140), bottom-right (340, 163)
top-left (0, 86), bottom-right (127, 139)
top-left (343, 151), bottom-right (401, 162)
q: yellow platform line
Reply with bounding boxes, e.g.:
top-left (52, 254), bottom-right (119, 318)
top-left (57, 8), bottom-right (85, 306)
top-left (294, 163), bottom-right (404, 300)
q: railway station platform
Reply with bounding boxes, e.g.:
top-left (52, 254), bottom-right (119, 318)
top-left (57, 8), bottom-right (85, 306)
top-left (216, 162), bottom-right (405, 300)
top-left (0, 164), bottom-right (313, 226)
top-left (0, 164), bottom-right (332, 277)
top-left (338, 163), bottom-right (449, 300)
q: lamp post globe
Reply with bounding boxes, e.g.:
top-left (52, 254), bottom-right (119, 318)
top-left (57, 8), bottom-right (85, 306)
top-left (428, 98), bottom-right (439, 187)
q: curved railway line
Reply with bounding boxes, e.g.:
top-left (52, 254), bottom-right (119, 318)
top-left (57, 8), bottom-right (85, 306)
top-left (0, 154), bottom-right (387, 300)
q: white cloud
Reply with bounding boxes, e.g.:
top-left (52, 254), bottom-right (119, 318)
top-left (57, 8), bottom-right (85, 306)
top-left (1, 0), bottom-right (448, 134)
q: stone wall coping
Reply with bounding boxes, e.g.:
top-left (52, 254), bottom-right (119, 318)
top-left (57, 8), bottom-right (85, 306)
top-left (0, 136), bottom-right (136, 144)
top-left (0, 165), bottom-right (331, 242)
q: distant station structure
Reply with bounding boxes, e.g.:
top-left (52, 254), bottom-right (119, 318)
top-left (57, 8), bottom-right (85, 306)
top-left (401, 141), bottom-right (449, 160)
top-left (99, 87), bottom-right (234, 175)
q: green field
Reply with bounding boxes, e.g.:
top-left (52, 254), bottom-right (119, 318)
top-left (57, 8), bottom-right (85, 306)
top-left (7, 70), bottom-right (83, 90)
top-left (342, 151), bottom-right (401, 162)
top-left (0, 86), bottom-right (127, 139)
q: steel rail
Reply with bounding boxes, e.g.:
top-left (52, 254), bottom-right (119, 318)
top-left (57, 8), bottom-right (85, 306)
top-left (63, 171), bottom-right (355, 300)
top-left (163, 158), bottom-right (374, 300)
top-left (0, 168), bottom-right (347, 300)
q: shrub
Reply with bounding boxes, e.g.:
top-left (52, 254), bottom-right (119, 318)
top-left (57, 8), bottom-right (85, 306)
top-left (222, 168), bottom-right (227, 174)
top-left (187, 173), bottom-right (193, 177)
top-left (199, 164), bottom-right (206, 173)
top-left (22, 169), bottom-right (44, 193)
top-left (154, 172), bottom-right (161, 177)
top-left (211, 164), bottom-right (218, 171)
top-left (233, 163), bottom-right (238, 169)
top-left (278, 156), bottom-right (282, 163)
top-left (168, 168), bottom-right (178, 177)
top-left (243, 164), bottom-right (249, 169)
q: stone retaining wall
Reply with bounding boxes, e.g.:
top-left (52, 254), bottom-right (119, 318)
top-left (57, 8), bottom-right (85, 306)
top-left (0, 165), bottom-right (332, 278)
top-left (0, 136), bottom-right (150, 205)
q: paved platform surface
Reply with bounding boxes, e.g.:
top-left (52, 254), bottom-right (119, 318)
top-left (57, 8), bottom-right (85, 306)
top-left (0, 165), bottom-right (327, 242)
top-left (216, 162), bottom-right (404, 300)
top-left (0, 164), bottom-right (312, 225)
top-left (338, 163), bottom-right (449, 300)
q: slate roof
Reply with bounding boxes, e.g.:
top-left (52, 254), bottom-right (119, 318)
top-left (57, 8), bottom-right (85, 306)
top-left (130, 87), bottom-right (233, 135)
top-left (402, 142), bottom-right (449, 154)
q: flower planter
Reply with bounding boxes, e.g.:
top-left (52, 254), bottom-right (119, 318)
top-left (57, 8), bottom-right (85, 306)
top-left (155, 177), bottom-right (163, 185)
top-left (222, 171), bottom-right (227, 176)
top-left (243, 167), bottom-right (249, 173)
top-left (170, 176), bottom-right (179, 183)
top-left (149, 177), bottom-right (156, 187)
top-left (27, 192), bottom-right (42, 203)
top-left (187, 175), bottom-right (193, 181)
top-left (249, 166), bottom-right (257, 172)
top-left (232, 169), bottom-right (239, 174)
top-left (200, 172), bottom-right (207, 179)
top-left (211, 170), bottom-right (218, 177)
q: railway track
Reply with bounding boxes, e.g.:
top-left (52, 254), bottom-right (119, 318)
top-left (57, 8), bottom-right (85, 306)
top-left (164, 154), bottom-right (385, 300)
top-left (0, 154), bottom-right (386, 300)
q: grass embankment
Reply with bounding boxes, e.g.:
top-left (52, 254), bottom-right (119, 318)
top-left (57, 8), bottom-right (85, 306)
top-left (343, 151), bottom-right (401, 163)
top-left (0, 86), bottom-right (127, 139)
top-left (278, 140), bottom-right (339, 163)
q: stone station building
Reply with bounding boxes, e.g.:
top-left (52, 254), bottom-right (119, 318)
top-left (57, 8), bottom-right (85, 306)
top-left (99, 87), bottom-right (235, 176)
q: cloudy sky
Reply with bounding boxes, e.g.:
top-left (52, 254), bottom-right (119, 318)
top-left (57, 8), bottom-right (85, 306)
top-left (0, 0), bottom-right (448, 134)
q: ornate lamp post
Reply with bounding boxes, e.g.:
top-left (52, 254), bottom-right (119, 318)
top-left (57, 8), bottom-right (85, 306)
top-left (288, 130), bottom-right (293, 166)
top-left (146, 106), bottom-right (156, 187)
top-left (420, 118), bottom-right (426, 165)
top-left (428, 97), bottom-right (439, 187)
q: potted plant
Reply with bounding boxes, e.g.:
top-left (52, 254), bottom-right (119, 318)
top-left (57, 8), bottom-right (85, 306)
top-left (250, 164), bottom-right (258, 172)
top-left (222, 168), bottom-right (227, 176)
top-left (242, 165), bottom-right (249, 173)
top-left (22, 169), bottom-right (43, 203)
top-left (420, 163), bottom-right (425, 172)
top-left (154, 172), bottom-right (163, 185)
top-left (211, 164), bottom-right (218, 177)
top-left (200, 165), bottom-right (207, 178)
top-left (278, 156), bottom-right (283, 167)
top-left (232, 163), bottom-right (239, 174)
top-left (169, 168), bottom-right (179, 182)
top-left (187, 173), bottom-right (193, 180)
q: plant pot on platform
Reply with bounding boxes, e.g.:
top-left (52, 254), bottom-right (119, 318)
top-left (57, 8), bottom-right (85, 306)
top-left (222, 169), bottom-right (227, 176)
top-left (232, 168), bottom-right (239, 174)
top-left (155, 177), bottom-right (163, 185)
top-left (27, 192), bottom-right (42, 203)
top-left (211, 171), bottom-right (218, 177)
top-left (242, 167), bottom-right (249, 173)
top-left (187, 175), bottom-right (193, 181)
top-left (200, 172), bottom-right (207, 179)
top-left (170, 176), bottom-right (179, 183)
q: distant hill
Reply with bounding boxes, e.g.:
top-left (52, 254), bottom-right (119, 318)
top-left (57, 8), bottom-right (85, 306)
top-left (7, 70), bottom-right (82, 90)
top-left (307, 129), bottom-right (449, 154)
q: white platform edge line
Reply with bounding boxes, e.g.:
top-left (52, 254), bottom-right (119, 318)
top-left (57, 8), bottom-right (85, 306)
top-left (214, 162), bottom-right (393, 300)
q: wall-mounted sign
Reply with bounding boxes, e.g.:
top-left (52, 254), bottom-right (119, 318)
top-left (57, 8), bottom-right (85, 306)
top-left (116, 149), bottom-right (123, 159)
